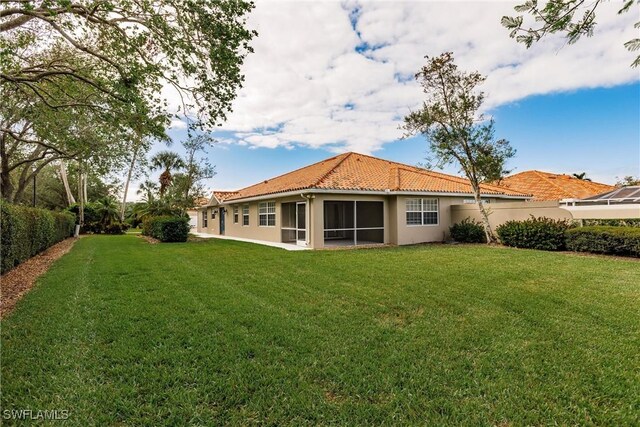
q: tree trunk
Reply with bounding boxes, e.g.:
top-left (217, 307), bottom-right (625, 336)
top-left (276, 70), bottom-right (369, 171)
top-left (83, 171), bottom-right (88, 204)
top-left (78, 162), bottom-right (84, 225)
top-left (472, 183), bottom-right (496, 243)
top-left (59, 161), bottom-right (76, 205)
top-left (120, 144), bottom-right (140, 222)
top-left (0, 133), bottom-right (13, 201)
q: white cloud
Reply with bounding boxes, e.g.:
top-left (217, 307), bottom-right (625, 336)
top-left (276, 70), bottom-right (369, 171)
top-left (205, 0), bottom-right (639, 153)
top-left (168, 119), bottom-right (188, 130)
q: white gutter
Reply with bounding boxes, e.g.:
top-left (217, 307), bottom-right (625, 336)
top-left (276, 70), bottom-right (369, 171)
top-left (209, 188), bottom-right (530, 205)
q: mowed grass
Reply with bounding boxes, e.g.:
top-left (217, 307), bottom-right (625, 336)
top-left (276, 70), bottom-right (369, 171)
top-left (1, 236), bottom-right (639, 426)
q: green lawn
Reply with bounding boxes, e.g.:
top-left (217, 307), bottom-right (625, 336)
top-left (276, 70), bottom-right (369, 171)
top-left (2, 236), bottom-right (639, 426)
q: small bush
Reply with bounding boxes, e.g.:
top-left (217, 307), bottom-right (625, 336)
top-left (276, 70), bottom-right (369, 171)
top-left (450, 218), bottom-right (486, 243)
top-left (496, 216), bottom-right (572, 251)
top-left (1, 202), bottom-right (75, 274)
top-left (143, 216), bottom-right (189, 242)
top-left (566, 226), bottom-right (640, 258)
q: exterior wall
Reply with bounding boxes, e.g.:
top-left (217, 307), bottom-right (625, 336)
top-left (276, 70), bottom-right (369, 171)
top-left (197, 206), bottom-right (220, 234)
top-left (393, 196), bottom-right (471, 245)
top-left (450, 200), bottom-right (573, 230)
top-left (197, 193), bottom-right (531, 248)
top-left (223, 195), bottom-right (308, 245)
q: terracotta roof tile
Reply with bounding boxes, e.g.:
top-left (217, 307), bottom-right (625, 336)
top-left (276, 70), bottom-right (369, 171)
top-left (212, 191), bottom-right (239, 203)
top-left (498, 170), bottom-right (615, 201)
top-left (214, 152), bottom-right (528, 202)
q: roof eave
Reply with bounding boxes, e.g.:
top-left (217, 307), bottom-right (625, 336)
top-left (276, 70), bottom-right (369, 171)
top-left (219, 188), bottom-right (530, 204)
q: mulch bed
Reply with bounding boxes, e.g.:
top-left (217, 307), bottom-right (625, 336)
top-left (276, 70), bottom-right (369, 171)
top-left (0, 237), bottom-right (79, 318)
top-left (138, 234), bottom-right (160, 244)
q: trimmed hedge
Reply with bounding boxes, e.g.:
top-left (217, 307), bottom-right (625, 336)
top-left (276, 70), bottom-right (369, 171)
top-left (579, 218), bottom-right (640, 228)
top-left (1, 202), bottom-right (76, 274)
top-left (450, 218), bottom-right (486, 243)
top-left (142, 216), bottom-right (189, 242)
top-left (566, 226), bottom-right (640, 257)
top-left (496, 216), bottom-right (572, 251)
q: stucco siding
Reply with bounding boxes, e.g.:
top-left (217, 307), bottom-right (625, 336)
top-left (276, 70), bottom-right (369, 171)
top-left (450, 200), bottom-right (574, 230)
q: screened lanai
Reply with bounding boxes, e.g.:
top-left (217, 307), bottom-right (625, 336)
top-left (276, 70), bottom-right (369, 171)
top-left (323, 201), bottom-right (384, 247)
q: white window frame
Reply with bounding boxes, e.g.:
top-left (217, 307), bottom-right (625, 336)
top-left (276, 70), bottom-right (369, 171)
top-left (202, 210), bottom-right (208, 228)
top-left (233, 206), bottom-right (239, 224)
top-left (258, 201), bottom-right (276, 227)
top-left (406, 198), bottom-right (439, 226)
top-left (242, 205), bottom-right (250, 226)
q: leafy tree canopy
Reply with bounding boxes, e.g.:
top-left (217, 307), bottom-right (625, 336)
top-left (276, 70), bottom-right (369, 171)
top-left (1, 0), bottom-right (257, 129)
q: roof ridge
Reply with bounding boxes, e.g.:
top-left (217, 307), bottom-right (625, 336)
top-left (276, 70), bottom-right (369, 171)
top-left (313, 152), bottom-right (354, 187)
top-left (533, 170), bottom-right (577, 198)
top-left (398, 167), bottom-right (529, 196)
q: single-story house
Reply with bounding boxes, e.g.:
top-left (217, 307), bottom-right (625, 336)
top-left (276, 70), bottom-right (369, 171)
top-left (497, 170), bottom-right (615, 201)
top-left (197, 152), bottom-right (530, 249)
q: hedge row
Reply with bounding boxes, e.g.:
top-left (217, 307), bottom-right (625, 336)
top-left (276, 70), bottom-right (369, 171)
top-left (142, 216), bottom-right (189, 242)
top-left (578, 218), bottom-right (640, 228)
top-left (1, 202), bottom-right (76, 274)
top-left (566, 226), bottom-right (640, 257)
top-left (496, 217), bottom-right (572, 251)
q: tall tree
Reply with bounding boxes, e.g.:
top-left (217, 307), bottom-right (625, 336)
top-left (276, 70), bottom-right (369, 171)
top-left (502, 0), bottom-right (640, 67)
top-left (403, 52), bottom-right (516, 243)
top-left (176, 134), bottom-right (215, 202)
top-left (136, 180), bottom-right (159, 203)
top-left (1, 0), bottom-right (257, 129)
top-left (150, 151), bottom-right (184, 196)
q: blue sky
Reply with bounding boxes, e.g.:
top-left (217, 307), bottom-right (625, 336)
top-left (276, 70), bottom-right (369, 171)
top-left (137, 1), bottom-right (640, 199)
top-left (163, 82), bottom-right (639, 191)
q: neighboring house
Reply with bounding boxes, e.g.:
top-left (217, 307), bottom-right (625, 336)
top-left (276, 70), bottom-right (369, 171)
top-left (561, 186), bottom-right (640, 219)
top-left (498, 170), bottom-right (615, 201)
top-left (197, 152), bottom-right (529, 249)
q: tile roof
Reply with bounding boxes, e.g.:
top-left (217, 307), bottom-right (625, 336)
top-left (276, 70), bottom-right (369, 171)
top-left (212, 191), bottom-right (239, 203)
top-left (498, 170), bottom-right (615, 201)
top-left (212, 152), bottom-right (528, 202)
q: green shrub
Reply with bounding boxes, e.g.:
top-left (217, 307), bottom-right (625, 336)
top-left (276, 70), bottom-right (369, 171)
top-left (450, 218), bottom-right (486, 243)
top-left (0, 202), bottom-right (75, 274)
top-left (566, 226), bottom-right (640, 257)
top-left (104, 222), bottom-right (129, 235)
top-left (496, 216), bottom-right (572, 251)
top-left (142, 216), bottom-right (189, 242)
top-left (67, 202), bottom-right (100, 227)
top-left (579, 218), bottom-right (640, 228)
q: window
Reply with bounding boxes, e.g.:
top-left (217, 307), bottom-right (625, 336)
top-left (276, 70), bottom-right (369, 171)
top-left (242, 205), bottom-right (249, 226)
top-left (406, 198), bottom-right (438, 225)
top-left (211, 209), bottom-right (215, 219)
top-left (258, 201), bottom-right (276, 227)
top-left (202, 210), bottom-right (208, 228)
top-left (233, 206), bottom-right (239, 224)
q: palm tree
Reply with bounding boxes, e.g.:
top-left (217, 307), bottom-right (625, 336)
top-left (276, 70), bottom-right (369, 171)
top-left (136, 180), bottom-right (159, 202)
top-left (95, 197), bottom-right (120, 226)
top-left (150, 151), bottom-right (185, 196)
top-left (572, 172), bottom-right (591, 181)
